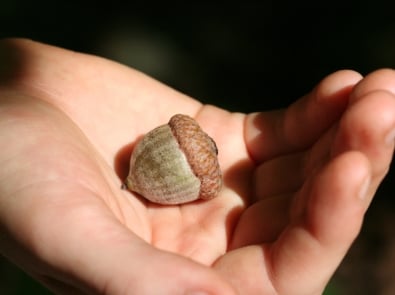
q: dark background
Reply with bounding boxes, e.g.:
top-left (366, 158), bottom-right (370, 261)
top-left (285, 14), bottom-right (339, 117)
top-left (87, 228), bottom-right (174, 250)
top-left (1, 1), bottom-right (395, 294)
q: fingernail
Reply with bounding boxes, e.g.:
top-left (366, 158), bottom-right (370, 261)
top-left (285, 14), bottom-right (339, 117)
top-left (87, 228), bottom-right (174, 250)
top-left (185, 291), bottom-right (209, 295)
top-left (385, 128), bottom-right (395, 146)
top-left (358, 175), bottom-right (371, 201)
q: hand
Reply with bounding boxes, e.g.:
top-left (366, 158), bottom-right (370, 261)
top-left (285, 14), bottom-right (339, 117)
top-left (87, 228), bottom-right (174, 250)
top-left (0, 39), bottom-right (393, 295)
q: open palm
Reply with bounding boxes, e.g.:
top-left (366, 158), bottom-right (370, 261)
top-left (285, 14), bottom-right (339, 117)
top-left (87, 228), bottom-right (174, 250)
top-left (1, 39), bottom-right (394, 295)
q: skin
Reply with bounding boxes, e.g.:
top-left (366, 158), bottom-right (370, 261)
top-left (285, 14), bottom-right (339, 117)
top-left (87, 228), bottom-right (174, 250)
top-left (0, 39), bottom-right (394, 295)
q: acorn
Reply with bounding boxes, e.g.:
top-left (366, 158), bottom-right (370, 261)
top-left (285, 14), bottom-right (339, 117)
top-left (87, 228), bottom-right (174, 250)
top-left (124, 114), bottom-right (222, 205)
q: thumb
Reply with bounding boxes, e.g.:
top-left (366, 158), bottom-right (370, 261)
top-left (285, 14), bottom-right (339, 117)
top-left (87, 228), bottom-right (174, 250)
top-left (271, 151), bottom-right (371, 294)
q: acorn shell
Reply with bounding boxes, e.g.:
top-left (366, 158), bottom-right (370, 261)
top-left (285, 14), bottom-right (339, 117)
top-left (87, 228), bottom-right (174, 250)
top-left (125, 114), bottom-right (222, 205)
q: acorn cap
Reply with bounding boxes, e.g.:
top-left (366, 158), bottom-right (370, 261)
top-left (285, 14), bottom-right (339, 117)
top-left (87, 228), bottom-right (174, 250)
top-left (168, 114), bottom-right (222, 200)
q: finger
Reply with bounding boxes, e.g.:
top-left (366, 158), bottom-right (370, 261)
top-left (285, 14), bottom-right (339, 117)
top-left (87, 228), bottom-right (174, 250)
top-left (217, 152), bottom-right (370, 295)
top-left (217, 152), bottom-right (371, 294)
top-left (351, 68), bottom-right (395, 102)
top-left (253, 152), bottom-right (306, 200)
top-left (254, 85), bottom-right (395, 202)
top-left (251, 114), bottom-right (343, 201)
top-left (332, 89), bottom-right (395, 197)
top-left (271, 151), bottom-right (371, 294)
top-left (230, 194), bottom-right (291, 248)
top-left (236, 148), bottom-right (333, 246)
top-left (245, 70), bottom-right (362, 163)
top-left (0, 186), bottom-right (236, 295)
top-left (252, 119), bottom-right (341, 201)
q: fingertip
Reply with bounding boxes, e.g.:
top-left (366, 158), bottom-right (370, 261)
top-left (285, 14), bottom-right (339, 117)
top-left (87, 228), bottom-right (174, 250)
top-left (332, 89), bottom-right (395, 177)
top-left (351, 68), bottom-right (395, 102)
top-left (244, 111), bottom-right (274, 163)
top-left (314, 69), bottom-right (362, 103)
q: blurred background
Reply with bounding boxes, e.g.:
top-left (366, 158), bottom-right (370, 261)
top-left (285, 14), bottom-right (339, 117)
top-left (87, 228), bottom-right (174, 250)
top-left (1, 1), bottom-right (395, 294)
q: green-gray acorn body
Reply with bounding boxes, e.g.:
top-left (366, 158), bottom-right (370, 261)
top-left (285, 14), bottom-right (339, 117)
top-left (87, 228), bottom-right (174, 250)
top-left (125, 114), bottom-right (222, 205)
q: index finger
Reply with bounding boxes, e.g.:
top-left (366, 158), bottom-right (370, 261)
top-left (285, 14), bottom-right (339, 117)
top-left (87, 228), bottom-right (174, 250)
top-left (245, 70), bottom-right (362, 163)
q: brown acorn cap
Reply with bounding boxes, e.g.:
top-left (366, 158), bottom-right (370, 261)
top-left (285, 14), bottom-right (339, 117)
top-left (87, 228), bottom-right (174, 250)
top-left (168, 114), bottom-right (222, 200)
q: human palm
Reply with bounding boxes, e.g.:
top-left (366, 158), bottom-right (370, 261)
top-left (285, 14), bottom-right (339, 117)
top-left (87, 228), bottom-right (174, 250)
top-left (1, 39), bottom-right (394, 295)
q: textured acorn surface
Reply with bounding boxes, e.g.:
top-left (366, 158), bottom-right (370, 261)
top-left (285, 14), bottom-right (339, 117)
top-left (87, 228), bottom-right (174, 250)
top-left (125, 114), bottom-right (222, 205)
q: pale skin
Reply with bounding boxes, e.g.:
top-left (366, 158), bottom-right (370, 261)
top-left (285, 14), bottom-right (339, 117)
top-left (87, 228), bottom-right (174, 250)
top-left (0, 39), bottom-right (394, 295)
